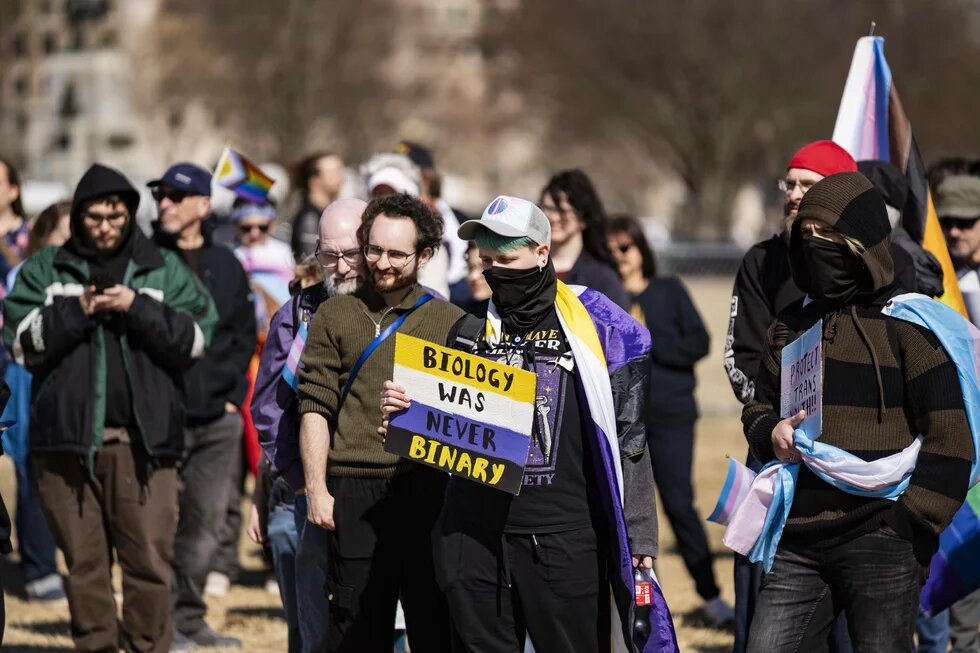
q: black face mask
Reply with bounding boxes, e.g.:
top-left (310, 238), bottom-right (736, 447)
top-left (483, 260), bottom-right (557, 334)
top-left (796, 237), bottom-right (866, 304)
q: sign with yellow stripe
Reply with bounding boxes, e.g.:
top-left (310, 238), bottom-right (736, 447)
top-left (385, 334), bottom-right (535, 494)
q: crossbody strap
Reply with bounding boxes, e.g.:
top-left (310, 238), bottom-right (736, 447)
top-left (340, 293), bottom-right (433, 404)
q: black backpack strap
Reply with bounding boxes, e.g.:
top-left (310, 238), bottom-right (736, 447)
top-left (448, 314), bottom-right (485, 353)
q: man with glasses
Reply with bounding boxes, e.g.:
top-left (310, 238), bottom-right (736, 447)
top-left (3, 163), bottom-right (217, 653)
top-left (148, 163), bottom-right (257, 650)
top-left (252, 198), bottom-right (367, 653)
top-left (298, 193), bottom-right (462, 652)
top-left (723, 140), bottom-right (857, 653)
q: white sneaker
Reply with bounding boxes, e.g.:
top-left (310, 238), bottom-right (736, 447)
top-left (704, 596), bottom-right (735, 627)
top-left (205, 572), bottom-right (231, 597)
top-left (264, 574), bottom-right (279, 595)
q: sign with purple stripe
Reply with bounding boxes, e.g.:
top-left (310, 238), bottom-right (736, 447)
top-left (385, 334), bottom-right (535, 494)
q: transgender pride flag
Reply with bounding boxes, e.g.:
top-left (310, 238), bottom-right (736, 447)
top-left (707, 457), bottom-right (757, 527)
top-left (832, 36), bottom-right (967, 318)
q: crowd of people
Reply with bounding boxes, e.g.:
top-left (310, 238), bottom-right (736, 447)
top-left (0, 134), bottom-right (977, 653)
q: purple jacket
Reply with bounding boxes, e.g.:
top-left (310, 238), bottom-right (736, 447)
top-left (251, 285), bottom-right (328, 490)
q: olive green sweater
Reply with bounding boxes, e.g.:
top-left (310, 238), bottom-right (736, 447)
top-left (298, 284), bottom-right (464, 478)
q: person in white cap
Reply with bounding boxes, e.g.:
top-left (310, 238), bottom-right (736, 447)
top-left (381, 196), bottom-right (667, 653)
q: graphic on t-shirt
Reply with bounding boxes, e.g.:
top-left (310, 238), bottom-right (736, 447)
top-left (488, 327), bottom-right (574, 487)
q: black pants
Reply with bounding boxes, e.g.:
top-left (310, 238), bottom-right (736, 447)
top-left (748, 529), bottom-right (923, 653)
top-left (326, 467), bottom-right (451, 653)
top-left (648, 422), bottom-right (719, 601)
top-left (434, 520), bottom-right (610, 653)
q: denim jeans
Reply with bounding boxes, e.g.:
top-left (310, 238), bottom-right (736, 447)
top-left (917, 609), bottom-right (950, 653)
top-left (748, 528), bottom-right (923, 653)
top-left (294, 493), bottom-right (330, 653)
top-left (268, 479), bottom-right (300, 653)
top-left (172, 412), bottom-right (242, 635)
top-left (15, 457), bottom-right (58, 583)
top-left (950, 588), bottom-right (980, 653)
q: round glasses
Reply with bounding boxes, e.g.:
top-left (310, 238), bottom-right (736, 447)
top-left (364, 244), bottom-right (417, 268)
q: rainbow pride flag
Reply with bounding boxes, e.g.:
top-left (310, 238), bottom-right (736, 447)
top-left (214, 147), bottom-right (275, 204)
top-left (832, 36), bottom-right (967, 318)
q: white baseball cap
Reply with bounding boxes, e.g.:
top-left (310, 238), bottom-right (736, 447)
top-left (457, 195), bottom-right (551, 246)
top-left (368, 166), bottom-right (420, 197)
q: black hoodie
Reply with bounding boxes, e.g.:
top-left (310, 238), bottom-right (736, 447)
top-left (66, 164), bottom-right (144, 428)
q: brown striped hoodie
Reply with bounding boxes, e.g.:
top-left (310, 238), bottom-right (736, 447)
top-left (742, 172), bottom-right (973, 565)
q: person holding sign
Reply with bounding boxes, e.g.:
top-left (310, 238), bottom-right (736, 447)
top-left (741, 172), bottom-right (973, 651)
top-left (381, 195), bottom-right (676, 653)
top-left (297, 193), bottom-right (463, 653)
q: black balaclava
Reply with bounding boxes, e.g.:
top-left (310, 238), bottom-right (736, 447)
top-left (484, 259), bottom-right (557, 334)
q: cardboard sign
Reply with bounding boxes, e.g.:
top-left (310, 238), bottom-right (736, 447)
top-left (385, 333), bottom-right (536, 494)
top-left (780, 320), bottom-right (823, 440)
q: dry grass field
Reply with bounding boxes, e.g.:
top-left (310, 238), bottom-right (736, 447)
top-left (0, 276), bottom-right (746, 653)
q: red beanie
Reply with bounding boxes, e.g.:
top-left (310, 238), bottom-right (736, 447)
top-left (786, 140), bottom-right (857, 176)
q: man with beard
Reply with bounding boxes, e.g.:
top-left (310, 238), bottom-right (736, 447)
top-left (3, 163), bottom-right (216, 653)
top-left (252, 198), bottom-right (367, 653)
top-left (298, 193), bottom-right (462, 652)
top-left (723, 140), bottom-right (858, 652)
top-left (147, 162), bottom-right (256, 650)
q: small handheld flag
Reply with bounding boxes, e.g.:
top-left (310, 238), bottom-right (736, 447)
top-left (214, 147), bottom-right (275, 204)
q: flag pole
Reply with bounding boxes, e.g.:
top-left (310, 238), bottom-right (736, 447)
top-left (868, 21), bottom-right (876, 36)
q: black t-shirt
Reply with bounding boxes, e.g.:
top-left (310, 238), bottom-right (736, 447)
top-left (479, 309), bottom-right (598, 533)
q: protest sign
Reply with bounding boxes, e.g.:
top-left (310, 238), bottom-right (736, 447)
top-left (780, 320), bottom-right (823, 440)
top-left (385, 333), bottom-right (535, 494)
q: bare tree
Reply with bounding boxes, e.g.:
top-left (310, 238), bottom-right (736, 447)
top-left (481, 0), bottom-right (980, 238)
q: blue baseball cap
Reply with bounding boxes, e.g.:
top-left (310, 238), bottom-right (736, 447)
top-left (147, 162), bottom-right (212, 197)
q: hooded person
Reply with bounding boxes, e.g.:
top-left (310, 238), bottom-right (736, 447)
top-left (380, 195), bottom-right (676, 653)
top-left (857, 159), bottom-right (945, 298)
top-left (2, 163), bottom-right (218, 653)
top-left (724, 140), bottom-right (858, 653)
top-left (741, 172), bottom-right (973, 652)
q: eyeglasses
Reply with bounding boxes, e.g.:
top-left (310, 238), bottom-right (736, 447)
top-left (778, 179), bottom-right (816, 194)
top-left (238, 223), bottom-right (270, 234)
top-left (364, 244), bottom-right (417, 268)
top-left (540, 202), bottom-right (576, 219)
top-left (82, 211), bottom-right (128, 227)
top-left (940, 217), bottom-right (980, 231)
top-left (315, 245), bottom-right (361, 266)
top-left (152, 187), bottom-right (193, 204)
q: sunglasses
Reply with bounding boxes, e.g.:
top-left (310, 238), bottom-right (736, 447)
top-left (615, 242), bottom-right (633, 254)
top-left (238, 223), bottom-right (271, 234)
top-left (940, 217), bottom-right (980, 231)
top-left (152, 187), bottom-right (192, 204)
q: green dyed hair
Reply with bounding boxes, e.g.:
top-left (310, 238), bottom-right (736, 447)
top-left (473, 228), bottom-right (536, 253)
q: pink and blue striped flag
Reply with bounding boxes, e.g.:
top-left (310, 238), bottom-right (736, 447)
top-left (832, 36), bottom-right (967, 318)
top-left (281, 320), bottom-right (308, 391)
top-left (707, 457), bottom-right (757, 527)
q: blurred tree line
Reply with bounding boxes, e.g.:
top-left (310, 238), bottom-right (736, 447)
top-left (144, 0), bottom-right (980, 238)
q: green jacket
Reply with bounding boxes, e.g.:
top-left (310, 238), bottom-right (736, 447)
top-left (3, 232), bottom-right (217, 469)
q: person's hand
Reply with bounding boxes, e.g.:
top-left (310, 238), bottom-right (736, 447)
top-left (247, 503), bottom-right (265, 544)
top-left (91, 285), bottom-right (136, 313)
top-left (79, 285), bottom-right (100, 316)
top-left (225, 402), bottom-right (239, 414)
top-left (633, 555), bottom-right (654, 569)
top-left (307, 486), bottom-right (336, 530)
top-left (772, 409), bottom-right (806, 463)
top-left (378, 381), bottom-right (411, 439)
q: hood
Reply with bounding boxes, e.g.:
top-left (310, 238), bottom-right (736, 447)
top-left (64, 164), bottom-right (141, 260)
top-left (789, 171), bottom-right (894, 299)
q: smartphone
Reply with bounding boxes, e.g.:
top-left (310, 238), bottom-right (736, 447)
top-left (91, 274), bottom-right (113, 294)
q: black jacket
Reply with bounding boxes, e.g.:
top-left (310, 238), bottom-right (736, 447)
top-left (562, 250), bottom-right (631, 311)
top-left (724, 234), bottom-right (804, 405)
top-left (290, 199), bottom-right (322, 260)
top-left (2, 165), bottom-right (217, 470)
top-left (634, 277), bottom-right (710, 426)
top-left (153, 222), bottom-right (257, 423)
